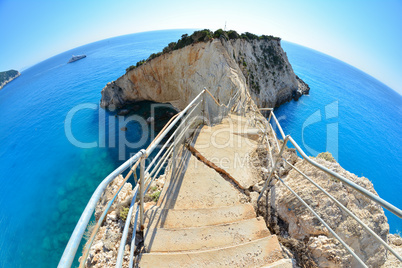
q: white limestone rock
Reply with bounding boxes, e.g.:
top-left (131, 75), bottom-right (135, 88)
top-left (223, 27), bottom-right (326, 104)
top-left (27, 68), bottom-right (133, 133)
top-left (268, 154), bottom-right (389, 267)
top-left (100, 37), bottom-right (309, 111)
top-left (94, 175), bottom-right (133, 220)
top-left (382, 234), bottom-right (402, 267)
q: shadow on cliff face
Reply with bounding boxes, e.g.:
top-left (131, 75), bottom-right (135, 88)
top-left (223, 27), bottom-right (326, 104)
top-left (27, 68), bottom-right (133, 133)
top-left (252, 146), bottom-right (319, 268)
top-left (262, 190), bottom-right (319, 268)
top-left (109, 100), bottom-right (178, 135)
top-left (102, 100), bottom-right (178, 162)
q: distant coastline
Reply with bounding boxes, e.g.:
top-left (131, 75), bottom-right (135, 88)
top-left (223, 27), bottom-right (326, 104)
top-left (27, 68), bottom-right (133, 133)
top-left (0, 70), bottom-right (20, 90)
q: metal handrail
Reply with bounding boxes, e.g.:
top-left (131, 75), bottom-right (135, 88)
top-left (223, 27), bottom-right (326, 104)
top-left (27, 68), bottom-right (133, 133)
top-left (256, 108), bottom-right (402, 265)
top-left (60, 87), bottom-right (240, 268)
top-left (118, 88), bottom-right (240, 267)
top-left (137, 89), bottom-right (205, 230)
top-left (116, 185), bottom-right (139, 267)
top-left (270, 111), bottom-right (286, 140)
top-left (283, 158), bottom-right (402, 262)
top-left (145, 89), bottom-right (205, 158)
top-left (128, 206), bottom-right (139, 268)
top-left (60, 88), bottom-right (402, 267)
top-left (275, 174), bottom-right (368, 268)
top-left (58, 150), bottom-right (145, 268)
top-left (287, 136), bottom-right (402, 218)
top-left (257, 135), bottom-right (290, 203)
top-left (58, 90), bottom-right (204, 268)
top-left (258, 110), bottom-right (402, 218)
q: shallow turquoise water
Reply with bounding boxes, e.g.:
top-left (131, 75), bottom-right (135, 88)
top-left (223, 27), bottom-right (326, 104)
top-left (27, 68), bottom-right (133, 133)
top-left (0, 30), bottom-right (400, 267)
top-left (0, 29), bottom-right (188, 268)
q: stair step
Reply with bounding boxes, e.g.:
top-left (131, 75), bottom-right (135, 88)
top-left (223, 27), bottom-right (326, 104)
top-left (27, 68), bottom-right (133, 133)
top-left (144, 203), bottom-right (256, 229)
top-left (192, 122), bottom-right (260, 189)
top-left (144, 217), bottom-right (270, 252)
top-left (139, 235), bottom-right (285, 268)
top-left (157, 153), bottom-right (244, 209)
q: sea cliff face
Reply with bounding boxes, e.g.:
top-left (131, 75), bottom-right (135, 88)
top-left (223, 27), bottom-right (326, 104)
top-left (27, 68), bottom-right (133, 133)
top-left (101, 39), bottom-right (248, 110)
top-left (100, 37), bottom-right (309, 110)
top-left (222, 38), bottom-right (309, 107)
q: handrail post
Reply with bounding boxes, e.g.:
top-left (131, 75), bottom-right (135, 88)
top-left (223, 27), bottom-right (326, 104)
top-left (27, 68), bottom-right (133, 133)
top-left (271, 112), bottom-right (286, 140)
top-left (261, 110), bottom-right (272, 142)
top-left (139, 156), bottom-right (146, 230)
top-left (202, 90), bottom-right (206, 125)
top-left (172, 130), bottom-right (178, 172)
top-left (267, 110), bottom-right (272, 125)
top-left (257, 135), bottom-right (290, 203)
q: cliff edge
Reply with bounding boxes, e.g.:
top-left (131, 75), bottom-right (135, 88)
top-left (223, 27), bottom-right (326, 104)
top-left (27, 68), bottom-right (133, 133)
top-left (100, 30), bottom-right (309, 110)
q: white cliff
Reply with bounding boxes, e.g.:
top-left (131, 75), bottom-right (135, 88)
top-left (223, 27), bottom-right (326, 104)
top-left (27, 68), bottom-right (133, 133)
top-left (222, 38), bottom-right (309, 107)
top-left (100, 36), bottom-right (308, 111)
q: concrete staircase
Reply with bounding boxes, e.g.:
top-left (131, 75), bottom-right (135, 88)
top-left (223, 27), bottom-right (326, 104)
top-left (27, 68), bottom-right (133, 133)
top-left (137, 116), bottom-right (292, 267)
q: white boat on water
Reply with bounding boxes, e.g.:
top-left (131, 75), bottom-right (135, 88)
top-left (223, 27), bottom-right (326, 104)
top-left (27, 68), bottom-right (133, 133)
top-left (68, 55), bottom-right (86, 63)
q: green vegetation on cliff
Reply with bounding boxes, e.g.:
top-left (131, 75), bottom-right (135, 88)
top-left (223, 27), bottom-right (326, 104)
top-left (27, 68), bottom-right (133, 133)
top-left (126, 29), bottom-right (281, 73)
top-left (0, 70), bottom-right (20, 89)
top-left (0, 70), bottom-right (19, 84)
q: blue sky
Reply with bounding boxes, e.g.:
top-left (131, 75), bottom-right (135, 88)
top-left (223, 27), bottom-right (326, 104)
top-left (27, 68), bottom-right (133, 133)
top-left (0, 0), bottom-right (401, 94)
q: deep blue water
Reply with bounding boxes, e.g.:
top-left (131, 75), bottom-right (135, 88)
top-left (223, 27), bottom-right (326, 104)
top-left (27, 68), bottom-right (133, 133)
top-left (0, 30), bottom-right (400, 267)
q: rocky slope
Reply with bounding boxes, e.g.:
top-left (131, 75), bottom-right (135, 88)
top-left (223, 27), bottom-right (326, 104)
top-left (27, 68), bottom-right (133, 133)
top-left (253, 150), bottom-right (390, 267)
top-left (81, 174), bottom-right (133, 268)
top-left (82, 174), bottom-right (166, 267)
top-left (100, 34), bottom-right (309, 111)
top-left (382, 234), bottom-right (402, 267)
top-left (0, 69), bottom-right (20, 90)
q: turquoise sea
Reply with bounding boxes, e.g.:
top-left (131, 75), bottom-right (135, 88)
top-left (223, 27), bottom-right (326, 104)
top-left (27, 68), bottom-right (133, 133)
top-left (0, 29), bottom-right (401, 267)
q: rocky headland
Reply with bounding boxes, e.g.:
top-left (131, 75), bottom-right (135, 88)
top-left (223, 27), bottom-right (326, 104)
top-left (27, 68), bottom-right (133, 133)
top-left (88, 30), bottom-right (396, 267)
top-left (100, 30), bottom-right (309, 111)
top-left (0, 69), bottom-right (20, 90)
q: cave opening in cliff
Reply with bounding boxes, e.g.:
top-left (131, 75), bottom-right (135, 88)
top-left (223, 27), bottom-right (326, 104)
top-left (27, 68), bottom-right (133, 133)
top-left (102, 100), bottom-right (179, 184)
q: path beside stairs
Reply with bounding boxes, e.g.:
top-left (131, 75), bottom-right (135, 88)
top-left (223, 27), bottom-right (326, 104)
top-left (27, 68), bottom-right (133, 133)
top-left (138, 114), bottom-right (292, 267)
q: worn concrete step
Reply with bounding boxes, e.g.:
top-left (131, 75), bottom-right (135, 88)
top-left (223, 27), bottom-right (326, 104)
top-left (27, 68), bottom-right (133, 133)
top-left (144, 203), bottom-right (256, 229)
top-left (192, 120), bottom-right (260, 189)
top-left (144, 217), bottom-right (270, 252)
top-left (138, 235), bottom-right (285, 268)
top-left (157, 153), bottom-right (244, 210)
top-left (224, 113), bottom-right (253, 127)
